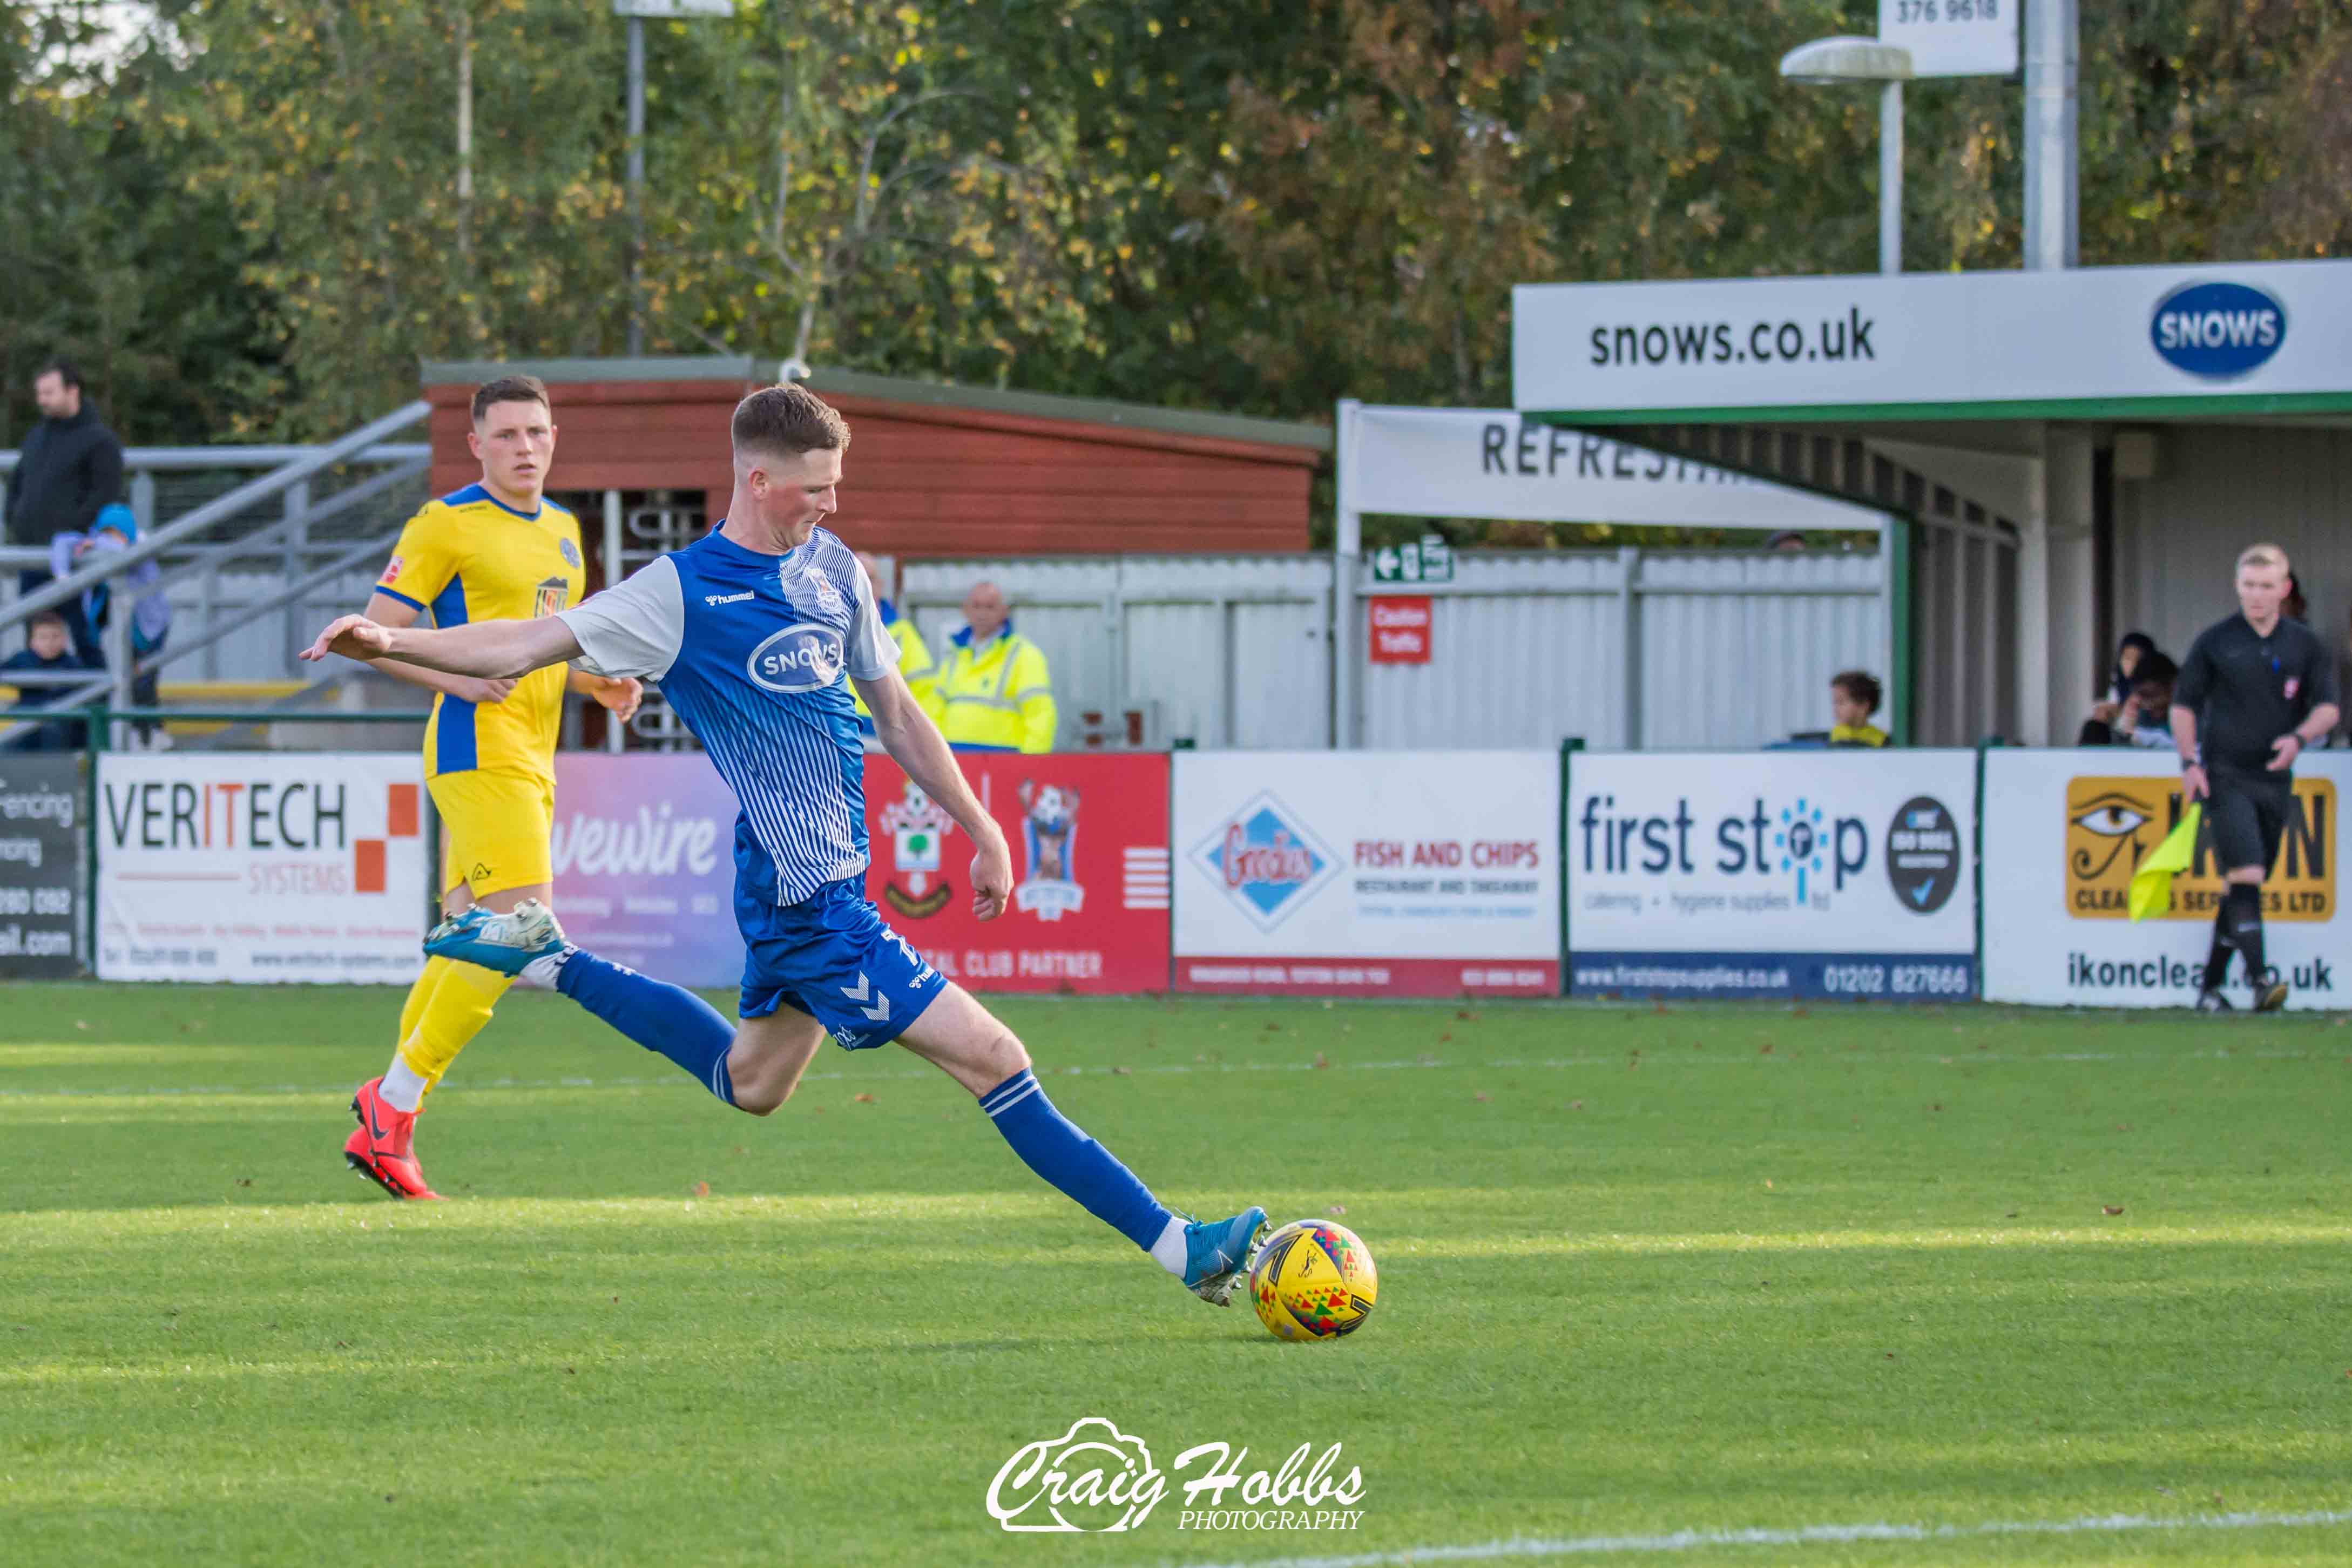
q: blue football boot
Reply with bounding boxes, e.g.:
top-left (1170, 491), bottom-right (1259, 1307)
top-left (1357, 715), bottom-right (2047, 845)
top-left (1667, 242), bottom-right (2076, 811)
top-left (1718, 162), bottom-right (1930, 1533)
top-left (1181, 1204), bottom-right (1269, 1306)
top-left (423, 899), bottom-right (567, 977)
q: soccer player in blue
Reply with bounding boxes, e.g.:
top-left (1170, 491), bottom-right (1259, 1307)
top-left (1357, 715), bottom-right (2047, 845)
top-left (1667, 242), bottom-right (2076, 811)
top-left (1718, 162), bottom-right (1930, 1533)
top-left (302, 383), bottom-right (1268, 1306)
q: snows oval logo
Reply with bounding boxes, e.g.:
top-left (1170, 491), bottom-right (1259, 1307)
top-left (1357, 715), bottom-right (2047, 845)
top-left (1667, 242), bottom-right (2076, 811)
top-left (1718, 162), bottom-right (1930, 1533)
top-left (2150, 281), bottom-right (2286, 380)
top-left (747, 623), bottom-right (845, 693)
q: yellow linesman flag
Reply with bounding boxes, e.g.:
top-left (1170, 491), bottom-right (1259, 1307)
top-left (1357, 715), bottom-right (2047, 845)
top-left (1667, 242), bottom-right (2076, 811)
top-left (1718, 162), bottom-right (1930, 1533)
top-left (2128, 805), bottom-right (2203, 922)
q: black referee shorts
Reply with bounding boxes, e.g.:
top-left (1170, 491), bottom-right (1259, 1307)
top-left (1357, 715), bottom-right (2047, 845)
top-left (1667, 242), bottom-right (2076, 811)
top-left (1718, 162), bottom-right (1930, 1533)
top-left (2206, 766), bottom-right (2292, 875)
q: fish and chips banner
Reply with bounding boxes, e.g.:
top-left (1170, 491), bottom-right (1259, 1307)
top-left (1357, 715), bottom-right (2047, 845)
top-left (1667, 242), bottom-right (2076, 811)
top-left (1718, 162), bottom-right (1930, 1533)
top-left (1565, 751), bottom-right (1978, 1001)
top-left (96, 753), bottom-right (428, 983)
top-left (1979, 749), bottom-right (2347, 1009)
top-left (552, 749), bottom-right (1172, 993)
top-left (1172, 750), bottom-right (1561, 997)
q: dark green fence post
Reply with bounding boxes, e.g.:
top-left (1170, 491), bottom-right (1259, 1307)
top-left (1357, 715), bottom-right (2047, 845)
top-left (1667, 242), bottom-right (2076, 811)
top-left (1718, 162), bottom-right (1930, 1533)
top-left (82, 703), bottom-right (107, 972)
top-left (1558, 736), bottom-right (1584, 998)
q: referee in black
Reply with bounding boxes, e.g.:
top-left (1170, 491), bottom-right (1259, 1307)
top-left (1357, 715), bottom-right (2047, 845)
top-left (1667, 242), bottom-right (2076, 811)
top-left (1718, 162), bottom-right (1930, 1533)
top-left (2171, 544), bottom-right (2340, 1011)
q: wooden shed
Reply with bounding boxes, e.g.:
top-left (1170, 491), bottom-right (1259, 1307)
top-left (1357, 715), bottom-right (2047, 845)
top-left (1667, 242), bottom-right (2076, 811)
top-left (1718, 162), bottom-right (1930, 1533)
top-left (417, 356), bottom-right (1329, 560)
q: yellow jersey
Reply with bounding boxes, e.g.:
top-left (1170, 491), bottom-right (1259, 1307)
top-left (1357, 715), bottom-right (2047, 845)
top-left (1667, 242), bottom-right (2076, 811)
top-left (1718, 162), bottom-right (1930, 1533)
top-left (374, 483), bottom-right (585, 782)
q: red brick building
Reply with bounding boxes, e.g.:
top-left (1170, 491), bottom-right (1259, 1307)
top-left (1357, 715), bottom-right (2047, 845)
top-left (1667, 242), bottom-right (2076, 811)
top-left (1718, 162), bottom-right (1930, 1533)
top-left (418, 357), bottom-right (1328, 562)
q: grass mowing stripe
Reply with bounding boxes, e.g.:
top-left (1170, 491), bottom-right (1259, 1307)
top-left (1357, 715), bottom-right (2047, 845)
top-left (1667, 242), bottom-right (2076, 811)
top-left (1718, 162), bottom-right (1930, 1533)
top-left (5, 1045), bottom-right (2346, 1101)
top-left (1172, 1509), bottom-right (2352, 1566)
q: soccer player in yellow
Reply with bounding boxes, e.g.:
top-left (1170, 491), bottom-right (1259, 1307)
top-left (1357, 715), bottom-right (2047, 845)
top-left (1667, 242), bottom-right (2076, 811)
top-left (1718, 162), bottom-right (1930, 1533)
top-left (342, 375), bottom-right (641, 1199)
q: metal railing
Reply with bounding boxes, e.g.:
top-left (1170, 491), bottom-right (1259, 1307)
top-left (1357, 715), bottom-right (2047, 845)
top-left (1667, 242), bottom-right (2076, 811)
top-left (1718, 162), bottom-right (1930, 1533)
top-left (0, 402), bottom-right (431, 738)
top-left (0, 440), bottom-right (428, 538)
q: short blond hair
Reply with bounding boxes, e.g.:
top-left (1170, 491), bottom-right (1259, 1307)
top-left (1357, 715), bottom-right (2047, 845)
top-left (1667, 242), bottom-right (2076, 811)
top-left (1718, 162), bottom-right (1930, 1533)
top-left (2238, 543), bottom-right (2289, 574)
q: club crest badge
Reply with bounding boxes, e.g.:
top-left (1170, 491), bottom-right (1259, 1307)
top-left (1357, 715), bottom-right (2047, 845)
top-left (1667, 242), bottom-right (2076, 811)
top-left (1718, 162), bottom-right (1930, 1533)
top-left (880, 780), bottom-right (955, 918)
top-left (1014, 780), bottom-right (1085, 921)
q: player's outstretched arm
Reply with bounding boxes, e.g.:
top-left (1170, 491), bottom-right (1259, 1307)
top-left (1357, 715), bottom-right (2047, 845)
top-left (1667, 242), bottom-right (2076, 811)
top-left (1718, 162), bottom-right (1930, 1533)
top-left (856, 665), bottom-right (1013, 919)
top-left (302, 611), bottom-right (583, 681)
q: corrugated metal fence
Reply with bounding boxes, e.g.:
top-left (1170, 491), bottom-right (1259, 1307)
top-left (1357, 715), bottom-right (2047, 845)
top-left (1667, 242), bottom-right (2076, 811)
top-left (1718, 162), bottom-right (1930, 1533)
top-left (906, 546), bottom-right (1885, 752)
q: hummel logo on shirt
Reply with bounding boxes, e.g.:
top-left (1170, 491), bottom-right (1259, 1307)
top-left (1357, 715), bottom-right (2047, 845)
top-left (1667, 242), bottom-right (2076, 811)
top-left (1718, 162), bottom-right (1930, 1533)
top-left (704, 591), bottom-right (755, 606)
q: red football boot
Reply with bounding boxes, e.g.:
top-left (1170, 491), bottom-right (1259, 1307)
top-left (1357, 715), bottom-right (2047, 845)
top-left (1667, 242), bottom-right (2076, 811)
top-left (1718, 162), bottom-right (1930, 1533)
top-left (344, 1076), bottom-right (442, 1200)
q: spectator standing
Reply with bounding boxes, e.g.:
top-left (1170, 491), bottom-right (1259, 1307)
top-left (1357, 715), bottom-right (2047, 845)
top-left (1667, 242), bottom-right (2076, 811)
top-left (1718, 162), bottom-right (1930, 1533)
top-left (1827, 670), bottom-right (1888, 747)
top-left (51, 503), bottom-right (171, 723)
top-left (851, 551), bottom-right (940, 736)
top-left (1, 610), bottom-right (86, 751)
top-left (2173, 543), bottom-right (2340, 1012)
top-left (5, 359), bottom-right (122, 664)
top-left (934, 580), bottom-right (1057, 753)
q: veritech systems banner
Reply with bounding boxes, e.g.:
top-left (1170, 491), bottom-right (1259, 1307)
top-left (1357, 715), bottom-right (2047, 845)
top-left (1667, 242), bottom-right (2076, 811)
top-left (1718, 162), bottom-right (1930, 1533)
top-left (1173, 751), bottom-right (1559, 997)
top-left (97, 754), bottom-right (428, 983)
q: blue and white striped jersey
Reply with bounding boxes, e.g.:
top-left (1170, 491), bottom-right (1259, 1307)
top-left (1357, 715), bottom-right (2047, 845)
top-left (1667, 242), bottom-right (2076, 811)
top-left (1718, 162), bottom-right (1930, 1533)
top-left (560, 525), bottom-right (899, 906)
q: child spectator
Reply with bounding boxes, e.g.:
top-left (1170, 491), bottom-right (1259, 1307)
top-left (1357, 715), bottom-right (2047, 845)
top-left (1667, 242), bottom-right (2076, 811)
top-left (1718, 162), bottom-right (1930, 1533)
top-left (50, 502), bottom-right (171, 712)
top-left (2, 610), bottom-right (86, 751)
top-left (1828, 670), bottom-right (1888, 747)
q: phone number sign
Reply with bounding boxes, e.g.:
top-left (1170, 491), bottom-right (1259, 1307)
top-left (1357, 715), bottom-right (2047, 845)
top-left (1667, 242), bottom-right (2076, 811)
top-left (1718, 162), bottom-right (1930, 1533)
top-left (1880, 0), bottom-right (2017, 78)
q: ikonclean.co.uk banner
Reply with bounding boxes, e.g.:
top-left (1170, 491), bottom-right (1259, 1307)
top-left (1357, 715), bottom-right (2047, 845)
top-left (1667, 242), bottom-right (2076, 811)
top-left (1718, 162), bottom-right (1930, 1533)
top-left (97, 753), bottom-right (428, 983)
top-left (1514, 259), bottom-right (2352, 420)
top-left (1981, 749), bottom-right (2344, 1008)
top-left (1172, 751), bottom-right (1559, 997)
top-left (1567, 751), bottom-right (1976, 1001)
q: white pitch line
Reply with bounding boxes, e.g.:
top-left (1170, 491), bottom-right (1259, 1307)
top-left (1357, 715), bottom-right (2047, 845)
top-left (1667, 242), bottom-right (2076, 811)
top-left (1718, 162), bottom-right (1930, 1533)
top-left (1169, 1508), bottom-right (2352, 1568)
top-left (0, 1045), bottom-right (2339, 1101)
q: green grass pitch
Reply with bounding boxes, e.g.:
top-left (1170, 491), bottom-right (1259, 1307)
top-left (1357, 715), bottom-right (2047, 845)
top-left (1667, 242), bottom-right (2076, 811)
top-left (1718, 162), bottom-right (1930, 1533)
top-left (4, 984), bottom-right (2351, 1566)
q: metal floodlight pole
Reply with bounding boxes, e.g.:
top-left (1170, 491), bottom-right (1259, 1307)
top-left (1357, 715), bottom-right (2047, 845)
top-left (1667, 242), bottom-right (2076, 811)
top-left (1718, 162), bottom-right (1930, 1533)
top-left (2022, 0), bottom-right (2079, 270)
top-left (1779, 37), bottom-right (1915, 276)
top-left (615, 1), bottom-right (735, 356)
top-left (626, 13), bottom-right (647, 355)
top-left (1878, 80), bottom-right (1903, 276)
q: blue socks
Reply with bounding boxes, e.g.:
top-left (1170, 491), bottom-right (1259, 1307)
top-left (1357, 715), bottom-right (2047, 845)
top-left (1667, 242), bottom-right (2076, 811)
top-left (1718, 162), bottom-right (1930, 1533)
top-left (553, 949), bottom-right (738, 1106)
top-left (979, 1069), bottom-right (1172, 1250)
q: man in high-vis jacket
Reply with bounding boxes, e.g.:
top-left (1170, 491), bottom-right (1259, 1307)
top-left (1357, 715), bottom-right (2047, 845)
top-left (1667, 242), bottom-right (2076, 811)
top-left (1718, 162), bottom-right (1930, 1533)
top-left (935, 580), bottom-right (1057, 753)
top-left (851, 552), bottom-right (940, 735)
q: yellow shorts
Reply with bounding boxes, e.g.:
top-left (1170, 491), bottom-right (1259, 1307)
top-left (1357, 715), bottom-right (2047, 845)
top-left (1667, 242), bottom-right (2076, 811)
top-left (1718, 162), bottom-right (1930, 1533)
top-left (427, 769), bottom-right (556, 901)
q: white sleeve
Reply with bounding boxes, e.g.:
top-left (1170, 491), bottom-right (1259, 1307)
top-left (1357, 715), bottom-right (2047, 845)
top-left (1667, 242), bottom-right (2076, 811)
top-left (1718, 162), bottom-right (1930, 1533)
top-left (559, 556), bottom-right (685, 681)
top-left (843, 564), bottom-right (900, 682)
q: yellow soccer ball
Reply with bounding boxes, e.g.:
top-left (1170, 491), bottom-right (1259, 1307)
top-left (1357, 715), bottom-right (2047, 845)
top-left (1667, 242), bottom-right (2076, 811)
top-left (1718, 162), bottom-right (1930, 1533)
top-left (1248, 1220), bottom-right (1377, 1341)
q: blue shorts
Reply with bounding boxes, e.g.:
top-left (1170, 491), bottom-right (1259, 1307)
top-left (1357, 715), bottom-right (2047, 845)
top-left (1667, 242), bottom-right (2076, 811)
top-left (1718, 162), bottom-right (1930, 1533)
top-left (736, 875), bottom-right (947, 1050)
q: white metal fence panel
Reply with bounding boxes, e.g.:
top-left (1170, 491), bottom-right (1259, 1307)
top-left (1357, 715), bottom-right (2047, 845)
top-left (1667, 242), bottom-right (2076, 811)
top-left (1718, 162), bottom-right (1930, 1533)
top-left (1357, 552), bottom-right (1623, 750)
top-left (1635, 551), bottom-right (1885, 749)
top-left (902, 548), bottom-right (1882, 753)
top-left (1359, 548), bottom-right (1883, 751)
top-left (903, 556), bottom-right (1332, 749)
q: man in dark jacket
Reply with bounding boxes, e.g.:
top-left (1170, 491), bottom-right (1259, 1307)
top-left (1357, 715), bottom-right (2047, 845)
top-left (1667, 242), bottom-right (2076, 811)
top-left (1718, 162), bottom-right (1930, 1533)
top-left (5, 359), bottom-right (123, 664)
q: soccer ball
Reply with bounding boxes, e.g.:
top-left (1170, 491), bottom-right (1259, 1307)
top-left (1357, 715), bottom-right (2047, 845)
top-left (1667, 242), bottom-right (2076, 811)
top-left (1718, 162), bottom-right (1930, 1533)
top-left (1248, 1220), bottom-right (1377, 1341)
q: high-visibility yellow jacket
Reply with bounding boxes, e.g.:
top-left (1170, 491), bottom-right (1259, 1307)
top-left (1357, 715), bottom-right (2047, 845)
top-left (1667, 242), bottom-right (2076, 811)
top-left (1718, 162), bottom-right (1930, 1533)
top-left (935, 622), bottom-right (1057, 753)
top-left (853, 603), bottom-right (941, 733)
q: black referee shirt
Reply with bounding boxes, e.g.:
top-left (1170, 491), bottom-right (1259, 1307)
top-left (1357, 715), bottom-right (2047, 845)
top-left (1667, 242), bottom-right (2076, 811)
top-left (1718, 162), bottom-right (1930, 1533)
top-left (2173, 613), bottom-right (2339, 774)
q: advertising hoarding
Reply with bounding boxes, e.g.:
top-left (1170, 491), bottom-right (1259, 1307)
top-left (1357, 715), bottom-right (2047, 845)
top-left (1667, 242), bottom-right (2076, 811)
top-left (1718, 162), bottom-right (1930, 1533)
top-left (1567, 750), bottom-right (1977, 1000)
top-left (1173, 751), bottom-right (1560, 997)
top-left (1982, 749), bottom-right (2346, 1008)
top-left (97, 753), bottom-right (427, 983)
